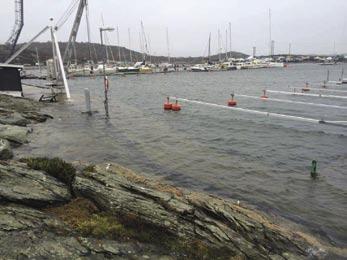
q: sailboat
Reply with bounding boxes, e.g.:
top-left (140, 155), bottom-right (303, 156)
top-left (191, 33), bottom-right (212, 72)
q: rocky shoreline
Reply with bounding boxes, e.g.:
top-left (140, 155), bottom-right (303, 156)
top-left (0, 94), bottom-right (345, 259)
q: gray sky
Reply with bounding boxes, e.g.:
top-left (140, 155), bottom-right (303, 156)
top-left (1, 0), bottom-right (346, 57)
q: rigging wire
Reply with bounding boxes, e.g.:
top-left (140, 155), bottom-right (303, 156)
top-left (55, 0), bottom-right (79, 30)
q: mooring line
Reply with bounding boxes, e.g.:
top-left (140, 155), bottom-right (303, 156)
top-left (236, 94), bottom-right (347, 110)
top-left (170, 97), bottom-right (347, 127)
top-left (290, 87), bottom-right (347, 94)
top-left (266, 90), bottom-right (347, 99)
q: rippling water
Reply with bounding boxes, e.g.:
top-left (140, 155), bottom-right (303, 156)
top-left (19, 63), bottom-right (347, 246)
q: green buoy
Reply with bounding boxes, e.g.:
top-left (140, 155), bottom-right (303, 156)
top-left (311, 160), bottom-right (317, 178)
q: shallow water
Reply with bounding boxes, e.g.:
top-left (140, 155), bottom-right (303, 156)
top-left (19, 63), bottom-right (347, 246)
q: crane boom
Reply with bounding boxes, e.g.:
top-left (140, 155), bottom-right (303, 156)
top-left (62, 0), bottom-right (87, 66)
top-left (6, 0), bottom-right (24, 58)
top-left (5, 26), bottom-right (49, 64)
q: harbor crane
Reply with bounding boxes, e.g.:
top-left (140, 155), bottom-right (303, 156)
top-left (5, 0), bottom-right (24, 59)
top-left (62, 0), bottom-right (93, 67)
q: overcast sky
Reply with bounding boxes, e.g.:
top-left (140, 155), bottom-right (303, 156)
top-left (0, 0), bottom-right (346, 57)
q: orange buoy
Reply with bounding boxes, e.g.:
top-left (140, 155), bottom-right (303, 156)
top-left (261, 89), bottom-right (268, 99)
top-left (171, 100), bottom-right (181, 111)
top-left (163, 97), bottom-right (172, 110)
top-left (228, 93), bottom-right (237, 106)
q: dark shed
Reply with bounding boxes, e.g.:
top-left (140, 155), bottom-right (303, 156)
top-left (0, 64), bottom-right (23, 95)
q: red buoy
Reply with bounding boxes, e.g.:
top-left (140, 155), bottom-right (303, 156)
top-left (261, 89), bottom-right (268, 99)
top-left (302, 82), bottom-right (310, 92)
top-left (228, 93), bottom-right (237, 106)
top-left (163, 97), bottom-right (172, 110)
top-left (171, 100), bottom-right (181, 111)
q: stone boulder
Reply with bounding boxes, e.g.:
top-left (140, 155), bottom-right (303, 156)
top-left (0, 124), bottom-right (29, 144)
top-left (0, 138), bottom-right (13, 159)
top-left (22, 111), bottom-right (53, 123)
top-left (0, 109), bottom-right (30, 126)
top-left (0, 161), bottom-right (71, 207)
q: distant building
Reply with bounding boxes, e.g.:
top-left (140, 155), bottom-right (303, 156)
top-left (0, 64), bottom-right (23, 97)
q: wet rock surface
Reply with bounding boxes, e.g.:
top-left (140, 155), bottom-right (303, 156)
top-left (73, 163), bottom-right (333, 260)
top-left (0, 124), bottom-right (30, 144)
top-left (0, 94), bottom-right (53, 145)
top-left (0, 204), bottom-right (170, 259)
top-left (0, 161), bottom-right (71, 207)
top-left (0, 138), bottom-right (13, 159)
top-left (0, 159), bottom-right (344, 259)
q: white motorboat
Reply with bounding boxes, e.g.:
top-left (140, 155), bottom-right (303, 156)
top-left (191, 64), bottom-right (209, 72)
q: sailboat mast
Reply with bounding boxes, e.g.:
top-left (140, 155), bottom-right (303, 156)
top-left (35, 47), bottom-right (41, 73)
top-left (117, 26), bottom-right (121, 63)
top-left (229, 22), bottom-right (232, 57)
top-left (208, 33), bottom-right (211, 63)
top-left (225, 29), bottom-right (228, 60)
top-left (139, 32), bottom-right (144, 61)
top-left (269, 8), bottom-right (272, 56)
top-left (128, 28), bottom-right (132, 63)
top-left (166, 27), bottom-right (170, 63)
top-left (140, 21), bottom-right (149, 62)
top-left (100, 14), bottom-right (110, 63)
top-left (147, 33), bottom-right (152, 64)
top-left (218, 29), bottom-right (221, 62)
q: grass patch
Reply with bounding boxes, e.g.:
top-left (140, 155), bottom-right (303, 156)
top-left (20, 157), bottom-right (76, 186)
top-left (77, 214), bottom-right (131, 239)
top-left (83, 164), bottom-right (96, 173)
top-left (45, 197), bottom-right (98, 228)
top-left (47, 198), bottom-right (234, 259)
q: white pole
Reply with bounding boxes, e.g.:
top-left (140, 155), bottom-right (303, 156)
top-left (84, 88), bottom-right (91, 113)
top-left (52, 27), bottom-right (71, 99)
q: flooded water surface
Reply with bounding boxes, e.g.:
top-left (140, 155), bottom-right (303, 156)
top-left (20, 63), bottom-right (347, 246)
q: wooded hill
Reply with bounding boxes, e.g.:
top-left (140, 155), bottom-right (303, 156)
top-left (0, 41), bottom-right (247, 65)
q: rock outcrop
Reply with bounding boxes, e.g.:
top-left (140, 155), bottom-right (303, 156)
top-left (0, 138), bottom-right (13, 159)
top-left (73, 163), bottom-right (330, 260)
top-left (0, 94), bottom-right (53, 145)
top-left (0, 158), bottom-right (344, 259)
top-left (0, 161), bottom-right (71, 207)
top-left (0, 124), bottom-right (30, 144)
top-left (0, 204), bottom-right (169, 259)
